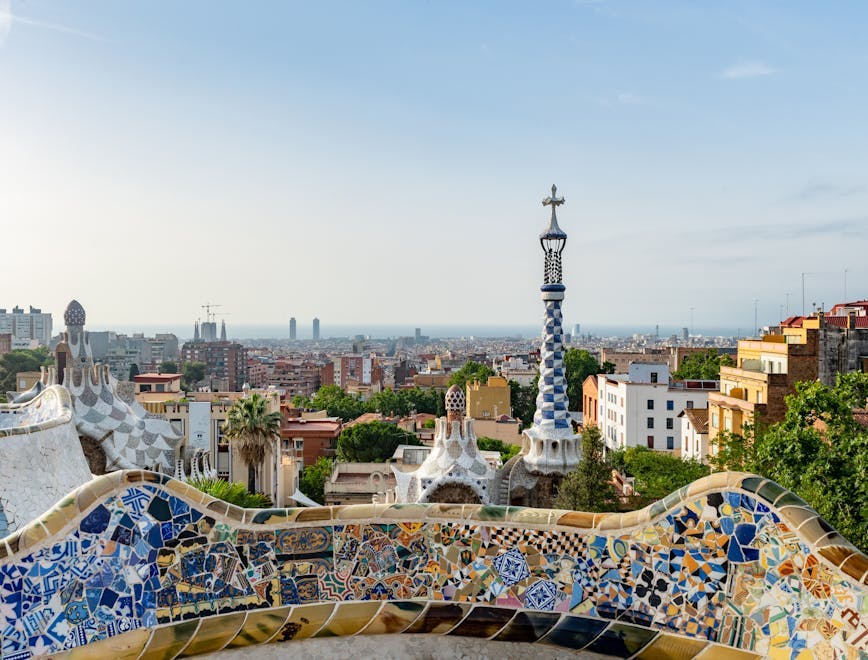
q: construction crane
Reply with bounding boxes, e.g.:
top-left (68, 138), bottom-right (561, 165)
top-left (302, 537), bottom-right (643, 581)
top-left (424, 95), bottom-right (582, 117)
top-left (201, 303), bottom-right (223, 323)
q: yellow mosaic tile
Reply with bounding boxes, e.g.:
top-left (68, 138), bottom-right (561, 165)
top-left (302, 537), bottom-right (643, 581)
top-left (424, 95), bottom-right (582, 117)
top-left (314, 601), bottom-right (383, 637)
top-left (140, 620), bottom-right (200, 660)
top-left (224, 606), bottom-right (292, 648)
top-left (839, 553), bottom-right (868, 584)
top-left (635, 633), bottom-right (708, 659)
top-left (55, 627), bottom-right (152, 660)
top-left (295, 506), bottom-right (334, 523)
top-left (177, 612), bottom-right (247, 657)
top-left (40, 499), bottom-right (80, 536)
top-left (358, 600), bottom-right (427, 635)
top-left (695, 643), bottom-right (761, 659)
top-left (506, 507), bottom-right (555, 526)
top-left (277, 603), bottom-right (336, 640)
top-left (16, 520), bottom-right (48, 553)
top-left (556, 510), bottom-right (597, 529)
top-left (335, 503), bottom-right (390, 521)
top-left (74, 472), bottom-right (125, 513)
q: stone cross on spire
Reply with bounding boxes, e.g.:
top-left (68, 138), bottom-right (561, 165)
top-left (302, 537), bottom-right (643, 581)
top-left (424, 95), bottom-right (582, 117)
top-left (542, 184), bottom-right (565, 216)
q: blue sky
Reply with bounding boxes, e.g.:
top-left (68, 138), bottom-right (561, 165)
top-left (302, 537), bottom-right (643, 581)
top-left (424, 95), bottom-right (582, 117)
top-left (1, 1), bottom-right (866, 332)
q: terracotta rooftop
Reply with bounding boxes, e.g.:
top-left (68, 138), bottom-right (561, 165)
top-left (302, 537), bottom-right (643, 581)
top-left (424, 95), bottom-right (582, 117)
top-left (679, 407), bottom-right (709, 434)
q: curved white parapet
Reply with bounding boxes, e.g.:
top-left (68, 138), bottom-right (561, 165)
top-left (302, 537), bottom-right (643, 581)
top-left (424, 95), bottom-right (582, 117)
top-left (0, 386), bottom-right (92, 535)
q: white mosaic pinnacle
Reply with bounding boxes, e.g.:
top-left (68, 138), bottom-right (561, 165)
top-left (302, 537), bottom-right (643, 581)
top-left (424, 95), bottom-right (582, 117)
top-left (392, 385), bottom-right (497, 503)
top-left (522, 185), bottom-right (580, 474)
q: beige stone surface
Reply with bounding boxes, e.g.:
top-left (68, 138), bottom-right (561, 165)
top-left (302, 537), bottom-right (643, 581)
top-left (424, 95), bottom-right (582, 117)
top-left (196, 634), bottom-right (606, 659)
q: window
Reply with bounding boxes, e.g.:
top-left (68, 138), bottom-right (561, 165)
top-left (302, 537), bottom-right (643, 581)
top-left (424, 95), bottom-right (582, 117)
top-left (666, 418), bottom-right (674, 430)
top-left (647, 435), bottom-right (654, 448)
top-left (650, 372), bottom-right (658, 383)
top-left (647, 399), bottom-right (654, 410)
top-left (647, 417), bottom-right (654, 429)
top-left (666, 400), bottom-right (674, 411)
top-left (711, 412), bottom-right (719, 428)
top-left (666, 436), bottom-right (674, 450)
top-left (686, 400), bottom-right (694, 409)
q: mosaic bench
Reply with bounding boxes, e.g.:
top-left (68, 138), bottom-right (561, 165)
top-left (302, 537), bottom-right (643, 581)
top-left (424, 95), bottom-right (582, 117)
top-left (0, 470), bottom-right (865, 659)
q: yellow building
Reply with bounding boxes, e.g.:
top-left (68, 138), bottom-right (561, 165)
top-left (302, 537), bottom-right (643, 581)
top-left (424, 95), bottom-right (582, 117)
top-left (466, 376), bottom-right (511, 420)
top-left (708, 327), bottom-right (818, 451)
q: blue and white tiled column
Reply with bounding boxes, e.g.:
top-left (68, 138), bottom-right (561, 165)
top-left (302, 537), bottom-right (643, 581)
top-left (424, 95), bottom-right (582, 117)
top-left (532, 285), bottom-right (571, 433)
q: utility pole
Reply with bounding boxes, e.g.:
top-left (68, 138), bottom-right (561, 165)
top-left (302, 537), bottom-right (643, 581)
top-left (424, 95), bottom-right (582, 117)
top-left (785, 292), bottom-right (790, 317)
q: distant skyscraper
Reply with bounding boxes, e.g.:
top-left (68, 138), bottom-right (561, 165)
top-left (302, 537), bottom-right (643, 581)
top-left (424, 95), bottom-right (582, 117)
top-left (289, 317), bottom-right (297, 340)
top-left (415, 327), bottom-right (422, 342)
top-left (220, 319), bottom-right (227, 341)
top-left (572, 323), bottom-right (580, 338)
top-left (0, 306), bottom-right (53, 346)
top-left (312, 317), bottom-right (320, 340)
top-left (682, 327), bottom-right (689, 341)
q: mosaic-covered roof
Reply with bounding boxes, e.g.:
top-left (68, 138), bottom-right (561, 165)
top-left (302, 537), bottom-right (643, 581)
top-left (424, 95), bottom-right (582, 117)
top-left (63, 299), bottom-right (86, 327)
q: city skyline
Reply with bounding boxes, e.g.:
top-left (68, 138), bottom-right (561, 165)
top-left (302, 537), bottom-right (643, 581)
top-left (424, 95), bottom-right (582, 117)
top-left (1, 1), bottom-right (866, 327)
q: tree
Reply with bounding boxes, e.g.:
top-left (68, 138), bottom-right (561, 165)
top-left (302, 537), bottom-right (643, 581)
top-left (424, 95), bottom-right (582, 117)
top-left (476, 436), bottom-right (521, 462)
top-left (403, 387), bottom-right (440, 415)
top-left (601, 361), bottom-right (616, 374)
top-left (128, 363), bottom-right (140, 380)
top-left (182, 361), bottom-right (206, 391)
top-left (310, 385), bottom-right (369, 421)
top-left (673, 349), bottom-right (734, 380)
top-left (0, 348), bottom-right (54, 401)
top-left (555, 426), bottom-right (619, 512)
top-left (369, 388), bottom-right (410, 417)
top-left (222, 393), bottom-right (281, 492)
top-left (336, 420), bottom-right (421, 462)
top-left (563, 349), bottom-right (603, 410)
top-left (610, 446), bottom-right (710, 505)
top-left (508, 379), bottom-right (537, 425)
top-left (447, 361), bottom-right (493, 389)
top-left (188, 478), bottom-right (272, 508)
top-left (713, 372), bottom-right (868, 552)
top-left (159, 361), bottom-right (179, 374)
top-left (298, 457), bottom-right (333, 505)
top-left (422, 418), bottom-right (435, 429)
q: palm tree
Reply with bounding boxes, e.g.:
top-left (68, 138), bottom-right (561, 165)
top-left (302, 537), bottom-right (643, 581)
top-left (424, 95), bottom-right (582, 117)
top-left (222, 393), bottom-right (281, 493)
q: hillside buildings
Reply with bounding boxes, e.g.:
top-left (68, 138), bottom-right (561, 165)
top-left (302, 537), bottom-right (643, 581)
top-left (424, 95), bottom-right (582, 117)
top-left (466, 375), bottom-right (511, 419)
top-left (597, 363), bottom-right (717, 453)
top-left (181, 339), bottom-right (248, 391)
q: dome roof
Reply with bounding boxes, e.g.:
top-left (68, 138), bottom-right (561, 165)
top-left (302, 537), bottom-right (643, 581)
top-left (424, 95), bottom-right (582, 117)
top-left (445, 385), bottom-right (465, 412)
top-left (64, 300), bottom-right (86, 327)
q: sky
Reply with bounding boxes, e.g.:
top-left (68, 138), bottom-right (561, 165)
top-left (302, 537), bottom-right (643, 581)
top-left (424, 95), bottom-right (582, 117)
top-left (1, 0), bottom-right (867, 334)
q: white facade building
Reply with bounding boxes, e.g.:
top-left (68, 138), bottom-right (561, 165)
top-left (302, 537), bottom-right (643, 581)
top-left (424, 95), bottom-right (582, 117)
top-left (679, 408), bottom-right (711, 463)
top-left (0, 306), bottom-right (53, 346)
top-left (597, 363), bottom-right (717, 453)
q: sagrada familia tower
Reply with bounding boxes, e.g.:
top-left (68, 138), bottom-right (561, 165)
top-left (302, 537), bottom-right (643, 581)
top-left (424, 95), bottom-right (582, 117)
top-left (394, 185), bottom-right (581, 507)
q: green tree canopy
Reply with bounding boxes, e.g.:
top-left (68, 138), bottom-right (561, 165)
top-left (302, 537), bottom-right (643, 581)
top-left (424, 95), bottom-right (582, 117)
top-left (610, 446), bottom-right (710, 504)
top-left (555, 425), bottom-right (619, 512)
top-left (673, 349), bottom-right (734, 380)
top-left (368, 388), bottom-right (410, 417)
top-left (298, 457), bottom-right (333, 505)
top-left (308, 385), bottom-right (369, 421)
top-left (476, 436), bottom-right (521, 463)
top-left (0, 348), bottom-right (53, 401)
top-left (336, 420), bottom-right (422, 462)
top-left (564, 349), bottom-right (604, 410)
top-left (712, 372), bottom-right (868, 552)
top-left (447, 361), bottom-right (493, 389)
top-left (508, 379), bottom-right (537, 426)
top-left (128, 363), bottom-right (140, 380)
top-left (188, 478), bottom-right (272, 508)
top-left (159, 361), bottom-right (179, 374)
top-left (181, 361), bottom-right (206, 390)
top-left (222, 393), bottom-right (281, 492)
